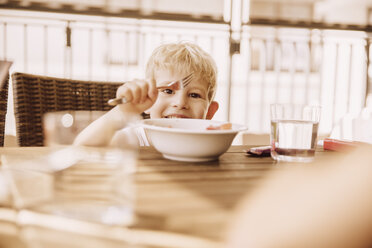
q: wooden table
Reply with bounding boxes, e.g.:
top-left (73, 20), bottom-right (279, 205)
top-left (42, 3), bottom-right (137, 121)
top-left (0, 145), bottom-right (332, 248)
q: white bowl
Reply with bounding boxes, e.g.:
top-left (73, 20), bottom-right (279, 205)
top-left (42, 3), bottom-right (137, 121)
top-left (141, 119), bottom-right (247, 162)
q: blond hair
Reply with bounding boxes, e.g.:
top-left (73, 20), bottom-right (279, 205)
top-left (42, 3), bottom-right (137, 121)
top-left (146, 42), bottom-right (217, 102)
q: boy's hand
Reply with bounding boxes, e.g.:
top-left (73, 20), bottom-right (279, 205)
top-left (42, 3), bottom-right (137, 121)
top-left (115, 79), bottom-right (158, 114)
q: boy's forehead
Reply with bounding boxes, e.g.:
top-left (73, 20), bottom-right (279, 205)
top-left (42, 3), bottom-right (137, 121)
top-left (155, 69), bottom-right (200, 83)
top-left (155, 69), bottom-right (185, 80)
top-left (156, 71), bottom-right (209, 89)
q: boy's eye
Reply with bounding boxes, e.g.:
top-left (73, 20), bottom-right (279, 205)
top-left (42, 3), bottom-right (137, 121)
top-left (189, 93), bottom-right (202, 98)
top-left (162, 89), bottom-right (174, 94)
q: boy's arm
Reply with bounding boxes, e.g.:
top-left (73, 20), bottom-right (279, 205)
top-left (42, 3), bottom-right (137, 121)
top-left (73, 106), bottom-right (132, 146)
top-left (74, 79), bottom-right (157, 147)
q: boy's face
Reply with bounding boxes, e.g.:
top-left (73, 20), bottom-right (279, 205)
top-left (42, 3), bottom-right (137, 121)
top-left (147, 69), bottom-right (214, 119)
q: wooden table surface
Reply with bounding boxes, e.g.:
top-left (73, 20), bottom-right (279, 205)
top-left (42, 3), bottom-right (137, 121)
top-left (0, 145), bottom-right (334, 248)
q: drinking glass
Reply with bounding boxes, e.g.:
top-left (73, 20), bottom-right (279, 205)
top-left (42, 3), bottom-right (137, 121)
top-left (40, 110), bottom-right (137, 225)
top-left (44, 110), bottom-right (112, 146)
top-left (270, 104), bottom-right (321, 163)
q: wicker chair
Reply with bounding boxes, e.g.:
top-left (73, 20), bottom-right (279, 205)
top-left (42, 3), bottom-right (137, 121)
top-left (12, 72), bottom-right (123, 146)
top-left (0, 75), bottom-right (9, 146)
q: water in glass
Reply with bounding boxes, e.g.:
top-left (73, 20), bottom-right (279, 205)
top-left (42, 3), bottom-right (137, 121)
top-left (271, 119), bottom-right (319, 162)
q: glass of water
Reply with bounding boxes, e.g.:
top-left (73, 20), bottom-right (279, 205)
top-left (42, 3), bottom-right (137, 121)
top-left (270, 104), bottom-right (321, 162)
top-left (40, 110), bottom-right (137, 225)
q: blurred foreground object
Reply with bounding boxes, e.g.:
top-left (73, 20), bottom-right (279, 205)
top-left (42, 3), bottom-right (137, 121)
top-left (40, 110), bottom-right (137, 225)
top-left (227, 145), bottom-right (372, 248)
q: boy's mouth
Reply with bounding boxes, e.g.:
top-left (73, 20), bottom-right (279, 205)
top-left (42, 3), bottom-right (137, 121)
top-left (164, 114), bottom-right (190, 119)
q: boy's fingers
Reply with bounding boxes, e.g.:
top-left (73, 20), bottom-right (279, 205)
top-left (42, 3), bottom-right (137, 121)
top-left (116, 84), bottom-right (128, 99)
top-left (148, 79), bottom-right (158, 101)
top-left (125, 82), bottom-right (142, 104)
top-left (140, 82), bottom-right (149, 103)
top-left (120, 91), bottom-right (133, 104)
top-left (117, 84), bottom-right (136, 104)
top-left (115, 79), bottom-right (156, 114)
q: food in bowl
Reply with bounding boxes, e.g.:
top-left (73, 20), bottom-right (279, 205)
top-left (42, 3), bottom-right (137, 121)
top-left (141, 119), bottom-right (247, 162)
top-left (206, 123), bottom-right (232, 130)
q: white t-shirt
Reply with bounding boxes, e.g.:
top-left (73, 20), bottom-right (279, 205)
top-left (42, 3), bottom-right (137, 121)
top-left (111, 126), bottom-right (150, 147)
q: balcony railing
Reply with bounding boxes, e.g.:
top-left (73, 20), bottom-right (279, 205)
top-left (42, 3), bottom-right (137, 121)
top-left (1, 8), bottom-right (371, 142)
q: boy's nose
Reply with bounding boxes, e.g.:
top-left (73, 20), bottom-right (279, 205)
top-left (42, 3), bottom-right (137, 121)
top-left (171, 92), bottom-right (189, 109)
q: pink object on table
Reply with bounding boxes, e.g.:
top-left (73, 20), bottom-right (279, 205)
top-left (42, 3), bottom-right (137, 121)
top-left (245, 146), bottom-right (271, 157)
top-left (323, 138), bottom-right (363, 152)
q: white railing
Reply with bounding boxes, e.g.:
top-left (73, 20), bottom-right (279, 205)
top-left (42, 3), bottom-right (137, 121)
top-left (233, 26), bottom-right (368, 138)
top-left (1, 9), bottom-right (370, 142)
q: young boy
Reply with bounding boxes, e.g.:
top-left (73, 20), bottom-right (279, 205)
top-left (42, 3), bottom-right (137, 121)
top-left (74, 42), bottom-right (219, 146)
